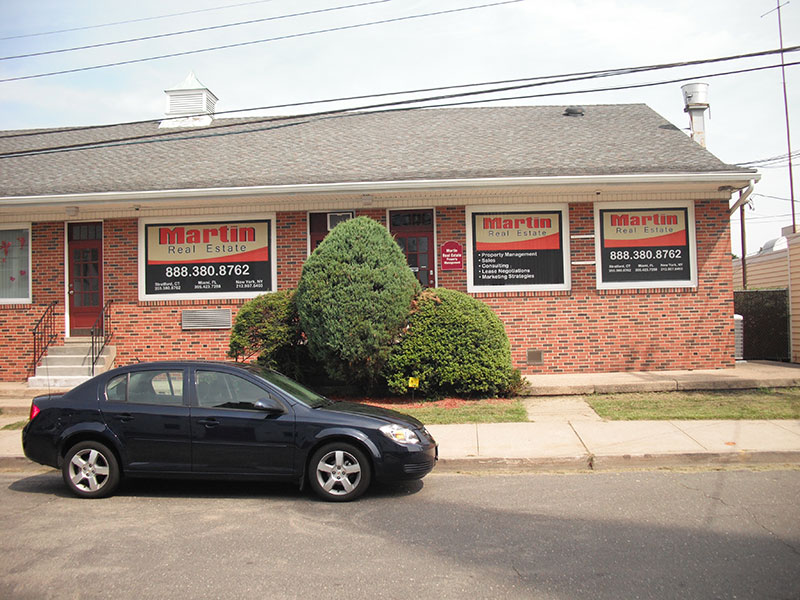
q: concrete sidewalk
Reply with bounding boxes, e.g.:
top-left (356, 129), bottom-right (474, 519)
top-left (427, 420), bottom-right (800, 471)
top-left (1, 360), bottom-right (800, 471)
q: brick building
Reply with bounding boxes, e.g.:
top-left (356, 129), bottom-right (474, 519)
top-left (0, 78), bottom-right (758, 385)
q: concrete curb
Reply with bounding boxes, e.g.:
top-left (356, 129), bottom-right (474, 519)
top-left (3, 452), bottom-right (799, 475)
top-left (435, 451), bottom-right (800, 473)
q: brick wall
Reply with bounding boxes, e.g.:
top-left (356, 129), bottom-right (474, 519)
top-left (475, 200), bottom-right (734, 373)
top-left (0, 200), bottom-right (734, 381)
top-left (0, 222), bottom-right (65, 380)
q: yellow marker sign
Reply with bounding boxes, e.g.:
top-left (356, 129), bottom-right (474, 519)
top-left (408, 377), bottom-right (419, 389)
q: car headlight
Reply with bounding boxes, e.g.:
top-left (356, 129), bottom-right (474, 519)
top-left (379, 423), bottom-right (420, 445)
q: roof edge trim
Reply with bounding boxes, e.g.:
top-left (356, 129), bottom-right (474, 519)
top-left (0, 172), bottom-right (759, 206)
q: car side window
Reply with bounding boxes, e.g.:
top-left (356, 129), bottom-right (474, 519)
top-left (106, 374), bottom-right (127, 402)
top-left (115, 370), bottom-right (185, 406)
top-left (195, 370), bottom-right (272, 410)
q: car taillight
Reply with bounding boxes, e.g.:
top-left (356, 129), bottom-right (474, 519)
top-left (29, 403), bottom-right (41, 421)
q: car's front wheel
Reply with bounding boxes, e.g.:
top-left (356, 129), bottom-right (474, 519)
top-left (62, 441), bottom-right (120, 499)
top-left (308, 442), bottom-right (371, 502)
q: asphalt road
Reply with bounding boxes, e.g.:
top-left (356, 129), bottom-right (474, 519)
top-left (1, 467), bottom-right (798, 600)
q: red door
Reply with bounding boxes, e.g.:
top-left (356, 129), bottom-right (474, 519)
top-left (390, 210), bottom-right (435, 288)
top-left (68, 223), bottom-right (103, 336)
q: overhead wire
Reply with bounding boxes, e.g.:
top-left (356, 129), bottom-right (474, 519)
top-left (0, 0), bottom-right (282, 41)
top-left (1, 44), bottom-right (797, 143)
top-left (0, 0), bottom-right (397, 61)
top-left (2, 53), bottom-right (799, 159)
top-left (0, 0), bottom-right (524, 83)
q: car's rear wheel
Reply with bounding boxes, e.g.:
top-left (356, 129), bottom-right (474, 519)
top-left (308, 442), bottom-right (371, 502)
top-left (62, 441), bottom-right (120, 499)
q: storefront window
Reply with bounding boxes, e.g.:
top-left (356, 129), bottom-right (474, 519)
top-left (466, 204), bottom-right (571, 293)
top-left (0, 225), bottom-right (31, 303)
top-left (138, 215), bottom-right (276, 301)
top-left (594, 201), bottom-right (697, 289)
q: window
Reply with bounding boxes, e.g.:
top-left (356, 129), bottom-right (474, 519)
top-left (0, 225), bottom-right (31, 303)
top-left (594, 201), bottom-right (697, 290)
top-left (309, 211), bottom-right (354, 251)
top-left (466, 204), bottom-right (571, 293)
top-left (195, 370), bottom-right (272, 410)
top-left (138, 214), bottom-right (276, 301)
top-left (106, 370), bottom-right (184, 405)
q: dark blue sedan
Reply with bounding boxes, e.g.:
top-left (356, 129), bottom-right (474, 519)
top-left (22, 361), bottom-right (437, 501)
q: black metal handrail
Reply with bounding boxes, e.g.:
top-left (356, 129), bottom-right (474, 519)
top-left (90, 300), bottom-right (113, 376)
top-left (32, 301), bottom-right (58, 372)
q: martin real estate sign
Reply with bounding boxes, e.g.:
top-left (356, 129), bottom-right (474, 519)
top-left (467, 206), bottom-right (570, 292)
top-left (141, 218), bottom-right (272, 299)
top-left (597, 206), bottom-right (693, 286)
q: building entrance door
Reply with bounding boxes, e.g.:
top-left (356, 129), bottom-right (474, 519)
top-left (390, 210), bottom-right (435, 288)
top-left (67, 222), bottom-right (103, 336)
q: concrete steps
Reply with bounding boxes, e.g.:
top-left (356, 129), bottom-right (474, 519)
top-left (28, 339), bottom-right (116, 388)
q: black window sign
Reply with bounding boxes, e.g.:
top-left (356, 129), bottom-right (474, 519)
top-left (144, 219), bottom-right (271, 296)
top-left (599, 208), bottom-right (691, 283)
top-left (471, 211), bottom-right (565, 287)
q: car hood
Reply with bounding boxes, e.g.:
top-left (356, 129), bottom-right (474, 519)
top-left (319, 401), bottom-right (425, 429)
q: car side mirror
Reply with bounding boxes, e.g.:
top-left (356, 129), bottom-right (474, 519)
top-left (254, 397), bottom-right (285, 414)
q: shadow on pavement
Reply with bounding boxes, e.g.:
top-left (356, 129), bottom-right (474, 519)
top-left (7, 470), bottom-right (424, 501)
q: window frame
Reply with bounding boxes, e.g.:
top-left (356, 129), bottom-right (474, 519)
top-left (105, 369), bottom-right (186, 406)
top-left (466, 204), bottom-right (571, 293)
top-left (0, 223), bottom-right (32, 304)
top-left (137, 213), bottom-right (277, 301)
top-left (194, 369), bottom-right (283, 412)
top-left (594, 200), bottom-right (698, 290)
top-left (307, 210), bottom-right (355, 255)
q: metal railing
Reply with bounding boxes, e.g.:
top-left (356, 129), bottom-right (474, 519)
top-left (90, 300), bottom-right (114, 376)
top-left (32, 301), bottom-right (58, 372)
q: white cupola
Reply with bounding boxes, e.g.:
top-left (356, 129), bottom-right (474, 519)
top-left (160, 71), bottom-right (218, 128)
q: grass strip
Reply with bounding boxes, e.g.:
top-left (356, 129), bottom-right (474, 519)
top-left (1, 420), bottom-right (28, 431)
top-left (364, 398), bottom-right (528, 425)
top-left (586, 388), bottom-right (800, 420)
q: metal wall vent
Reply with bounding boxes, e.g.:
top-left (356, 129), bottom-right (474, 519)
top-left (181, 309), bottom-right (232, 330)
top-left (526, 349), bottom-right (544, 365)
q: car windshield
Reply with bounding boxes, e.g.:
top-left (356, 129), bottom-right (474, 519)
top-left (241, 365), bottom-right (331, 408)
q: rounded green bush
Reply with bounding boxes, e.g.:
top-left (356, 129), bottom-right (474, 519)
top-left (228, 289), bottom-right (302, 373)
top-left (295, 216), bottom-right (420, 387)
top-left (384, 288), bottom-right (513, 397)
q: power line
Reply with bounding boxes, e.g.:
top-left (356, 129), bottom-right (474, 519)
top-left (2, 55), bottom-right (798, 159)
top-left (753, 193), bottom-right (795, 201)
top-left (0, 0), bottom-right (396, 62)
top-left (1, 44), bottom-right (796, 142)
top-left (0, 0), bottom-right (524, 84)
top-left (394, 59), bottom-right (800, 111)
top-left (0, 0), bottom-right (282, 41)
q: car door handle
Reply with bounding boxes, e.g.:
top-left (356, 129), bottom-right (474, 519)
top-left (197, 418), bottom-right (219, 428)
top-left (114, 414), bottom-right (134, 422)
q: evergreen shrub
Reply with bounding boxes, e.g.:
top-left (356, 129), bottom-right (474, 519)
top-left (228, 289), bottom-right (305, 377)
top-left (384, 288), bottom-right (513, 397)
top-left (295, 216), bottom-right (420, 388)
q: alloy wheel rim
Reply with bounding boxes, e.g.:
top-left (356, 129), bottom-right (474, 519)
top-left (68, 449), bottom-right (110, 492)
top-left (315, 450), bottom-right (361, 496)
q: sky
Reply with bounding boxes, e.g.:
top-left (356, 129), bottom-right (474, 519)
top-left (0, 0), bottom-right (798, 257)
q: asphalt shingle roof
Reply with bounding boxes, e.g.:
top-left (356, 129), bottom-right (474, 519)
top-left (0, 104), bottom-right (752, 198)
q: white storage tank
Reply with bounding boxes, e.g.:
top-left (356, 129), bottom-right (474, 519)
top-left (734, 314), bottom-right (744, 361)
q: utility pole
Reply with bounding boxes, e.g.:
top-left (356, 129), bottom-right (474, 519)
top-left (740, 199), bottom-right (748, 289)
top-left (763, 0), bottom-right (797, 232)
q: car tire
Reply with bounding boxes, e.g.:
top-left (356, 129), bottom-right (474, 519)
top-left (308, 442), bottom-right (371, 502)
top-left (62, 441), bottom-right (120, 499)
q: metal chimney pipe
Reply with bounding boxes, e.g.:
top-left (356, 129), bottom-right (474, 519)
top-left (681, 82), bottom-right (710, 148)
